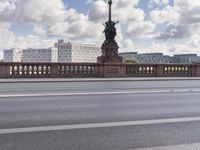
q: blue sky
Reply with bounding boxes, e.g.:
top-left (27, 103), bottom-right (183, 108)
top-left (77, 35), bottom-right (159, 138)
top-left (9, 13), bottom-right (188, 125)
top-left (0, 0), bottom-right (200, 59)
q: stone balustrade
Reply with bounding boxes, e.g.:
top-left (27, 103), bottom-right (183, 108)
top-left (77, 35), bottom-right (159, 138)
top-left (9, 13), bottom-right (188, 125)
top-left (0, 62), bottom-right (200, 78)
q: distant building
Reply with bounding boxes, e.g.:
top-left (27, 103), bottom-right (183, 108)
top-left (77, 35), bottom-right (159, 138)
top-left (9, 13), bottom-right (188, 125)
top-left (136, 53), bottom-right (170, 64)
top-left (3, 49), bottom-right (22, 62)
top-left (54, 40), bottom-right (101, 63)
top-left (120, 52), bottom-right (170, 64)
top-left (173, 54), bottom-right (200, 63)
top-left (22, 48), bottom-right (58, 62)
top-left (119, 52), bottom-right (200, 64)
top-left (4, 41), bottom-right (200, 64)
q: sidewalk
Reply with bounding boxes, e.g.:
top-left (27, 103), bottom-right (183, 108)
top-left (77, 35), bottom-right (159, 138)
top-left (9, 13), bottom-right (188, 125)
top-left (1, 77), bottom-right (200, 83)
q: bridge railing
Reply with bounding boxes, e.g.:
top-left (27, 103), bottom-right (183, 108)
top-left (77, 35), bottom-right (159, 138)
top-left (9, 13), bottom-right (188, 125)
top-left (124, 64), bottom-right (194, 77)
top-left (125, 64), bottom-right (157, 77)
top-left (0, 62), bottom-right (99, 78)
top-left (161, 64), bottom-right (192, 77)
top-left (0, 62), bottom-right (200, 78)
top-left (9, 63), bottom-right (51, 78)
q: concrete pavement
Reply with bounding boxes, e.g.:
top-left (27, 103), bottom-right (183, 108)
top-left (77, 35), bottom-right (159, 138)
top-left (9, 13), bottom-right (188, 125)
top-left (1, 80), bottom-right (200, 149)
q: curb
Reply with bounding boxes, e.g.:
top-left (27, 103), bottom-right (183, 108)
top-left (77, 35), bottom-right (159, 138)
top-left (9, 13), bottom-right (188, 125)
top-left (1, 77), bottom-right (200, 83)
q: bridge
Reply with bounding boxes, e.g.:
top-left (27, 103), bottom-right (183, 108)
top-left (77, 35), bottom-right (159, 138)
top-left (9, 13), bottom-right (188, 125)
top-left (1, 0), bottom-right (200, 150)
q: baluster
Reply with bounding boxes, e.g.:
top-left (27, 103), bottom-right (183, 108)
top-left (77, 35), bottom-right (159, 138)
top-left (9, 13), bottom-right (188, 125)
top-left (10, 65), bottom-right (13, 76)
top-left (28, 66), bottom-right (32, 76)
top-left (24, 66), bottom-right (27, 75)
top-left (66, 65), bottom-right (69, 74)
top-left (48, 66), bottom-right (51, 75)
top-left (19, 65), bottom-right (22, 76)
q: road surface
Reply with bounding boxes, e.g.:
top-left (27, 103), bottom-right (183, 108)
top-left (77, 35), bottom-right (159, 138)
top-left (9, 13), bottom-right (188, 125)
top-left (1, 79), bottom-right (200, 150)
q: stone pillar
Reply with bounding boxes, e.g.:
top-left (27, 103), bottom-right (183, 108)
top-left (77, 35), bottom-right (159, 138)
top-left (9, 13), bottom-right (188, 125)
top-left (94, 64), bottom-right (101, 77)
top-left (0, 63), bottom-right (10, 78)
top-left (192, 63), bottom-right (200, 77)
top-left (50, 63), bottom-right (59, 78)
top-left (99, 63), bottom-right (123, 78)
top-left (156, 64), bottom-right (164, 77)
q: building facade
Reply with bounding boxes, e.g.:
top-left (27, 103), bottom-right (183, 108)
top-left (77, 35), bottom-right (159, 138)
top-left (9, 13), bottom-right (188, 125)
top-left (119, 52), bottom-right (170, 64)
top-left (136, 53), bottom-right (170, 64)
top-left (173, 54), bottom-right (200, 64)
top-left (119, 52), bottom-right (200, 64)
top-left (3, 49), bottom-right (22, 62)
top-left (3, 40), bottom-right (101, 63)
top-left (54, 40), bottom-right (101, 63)
top-left (22, 48), bottom-right (58, 62)
top-left (4, 41), bottom-right (200, 64)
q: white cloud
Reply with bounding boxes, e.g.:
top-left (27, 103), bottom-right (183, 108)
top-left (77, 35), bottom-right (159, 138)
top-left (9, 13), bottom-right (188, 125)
top-left (0, 0), bottom-right (66, 23)
top-left (15, 0), bottom-right (66, 23)
top-left (0, 0), bottom-right (16, 22)
top-left (88, 0), bottom-right (143, 24)
top-left (156, 23), bottom-right (193, 39)
top-left (0, 23), bottom-right (15, 49)
top-left (150, 6), bottom-right (179, 24)
top-left (127, 21), bottom-right (156, 37)
top-left (120, 39), bottom-right (135, 52)
top-left (12, 35), bottom-right (54, 49)
top-left (33, 24), bottom-right (47, 36)
top-left (155, 0), bottom-right (200, 40)
top-left (175, 0), bottom-right (200, 25)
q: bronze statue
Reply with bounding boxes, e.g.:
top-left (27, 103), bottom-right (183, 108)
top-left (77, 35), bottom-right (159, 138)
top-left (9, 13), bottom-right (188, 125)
top-left (103, 0), bottom-right (118, 43)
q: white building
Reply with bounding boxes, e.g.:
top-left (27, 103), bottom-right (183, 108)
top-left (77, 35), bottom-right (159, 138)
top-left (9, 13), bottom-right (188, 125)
top-left (3, 40), bottom-right (101, 63)
top-left (54, 40), bottom-right (101, 63)
top-left (3, 49), bottom-right (22, 62)
top-left (22, 48), bottom-right (58, 62)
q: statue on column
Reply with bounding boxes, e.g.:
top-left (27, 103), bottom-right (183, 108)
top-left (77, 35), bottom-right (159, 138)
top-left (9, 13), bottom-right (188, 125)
top-left (98, 0), bottom-right (122, 63)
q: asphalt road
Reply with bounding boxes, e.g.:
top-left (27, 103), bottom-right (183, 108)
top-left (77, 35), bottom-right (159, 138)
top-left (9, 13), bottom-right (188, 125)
top-left (1, 79), bottom-right (200, 150)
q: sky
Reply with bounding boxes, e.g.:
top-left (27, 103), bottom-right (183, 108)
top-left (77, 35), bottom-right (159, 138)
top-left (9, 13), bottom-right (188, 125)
top-left (0, 0), bottom-right (200, 59)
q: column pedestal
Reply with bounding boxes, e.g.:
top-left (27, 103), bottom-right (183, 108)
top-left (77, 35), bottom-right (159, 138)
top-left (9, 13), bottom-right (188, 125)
top-left (97, 41), bottom-right (123, 78)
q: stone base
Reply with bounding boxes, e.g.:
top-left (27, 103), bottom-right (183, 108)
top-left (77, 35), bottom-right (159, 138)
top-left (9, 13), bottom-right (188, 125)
top-left (97, 41), bottom-right (123, 77)
top-left (97, 41), bottom-right (123, 64)
top-left (0, 64), bottom-right (10, 78)
top-left (98, 63), bottom-right (124, 78)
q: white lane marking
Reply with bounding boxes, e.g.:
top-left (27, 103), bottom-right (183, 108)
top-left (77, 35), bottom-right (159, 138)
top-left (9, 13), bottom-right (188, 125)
top-left (1, 117), bottom-right (200, 135)
top-left (128, 142), bottom-right (200, 150)
top-left (0, 89), bottom-right (200, 98)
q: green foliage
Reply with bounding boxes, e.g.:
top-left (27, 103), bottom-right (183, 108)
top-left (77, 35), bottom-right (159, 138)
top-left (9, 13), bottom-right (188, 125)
top-left (124, 57), bottom-right (139, 64)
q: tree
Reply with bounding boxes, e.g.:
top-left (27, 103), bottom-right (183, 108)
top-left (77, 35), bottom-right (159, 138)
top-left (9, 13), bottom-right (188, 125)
top-left (124, 57), bottom-right (139, 64)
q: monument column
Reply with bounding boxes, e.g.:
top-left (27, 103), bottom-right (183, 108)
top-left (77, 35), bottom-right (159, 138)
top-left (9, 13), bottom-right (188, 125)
top-left (97, 0), bottom-right (123, 78)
